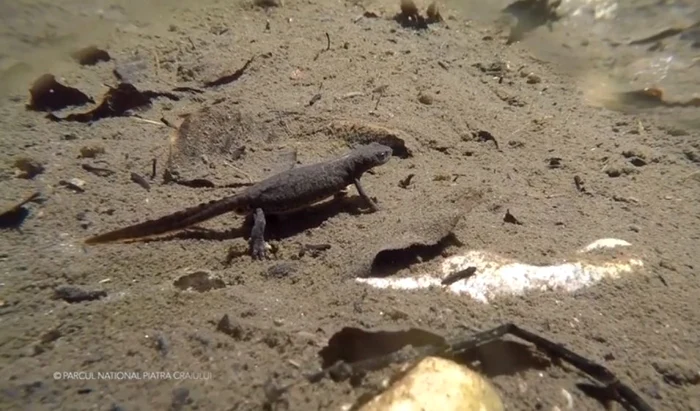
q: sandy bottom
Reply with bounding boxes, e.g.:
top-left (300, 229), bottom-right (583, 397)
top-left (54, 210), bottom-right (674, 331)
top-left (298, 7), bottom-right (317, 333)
top-left (1, 1), bottom-right (699, 410)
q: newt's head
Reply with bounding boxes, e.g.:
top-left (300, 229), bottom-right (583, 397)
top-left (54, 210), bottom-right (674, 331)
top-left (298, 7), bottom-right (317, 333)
top-left (349, 142), bottom-right (393, 175)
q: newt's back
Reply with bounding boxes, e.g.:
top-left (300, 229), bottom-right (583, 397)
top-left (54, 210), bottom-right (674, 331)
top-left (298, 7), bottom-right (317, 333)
top-left (244, 143), bottom-right (392, 214)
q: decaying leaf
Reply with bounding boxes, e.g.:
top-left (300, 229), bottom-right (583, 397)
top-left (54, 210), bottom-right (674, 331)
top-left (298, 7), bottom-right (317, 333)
top-left (26, 74), bottom-right (94, 112)
top-left (47, 83), bottom-right (179, 123)
top-left (54, 285), bottom-right (107, 303)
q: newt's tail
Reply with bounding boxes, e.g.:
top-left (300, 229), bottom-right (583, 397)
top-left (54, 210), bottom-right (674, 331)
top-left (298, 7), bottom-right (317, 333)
top-left (84, 196), bottom-right (243, 244)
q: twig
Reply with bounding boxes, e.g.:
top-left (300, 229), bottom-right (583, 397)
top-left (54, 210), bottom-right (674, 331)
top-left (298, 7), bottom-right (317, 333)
top-left (372, 85), bottom-right (388, 111)
top-left (313, 33), bottom-right (332, 61)
top-left (337, 91), bottom-right (365, 100)
top-left (374, 93), bottom-right (383, 111)
top-left (441, 266), bottom-right (476, 286)
top-left (153, 47), bottom-right (160, 77)
top-left (151, 159), bottom-right (157, 180)
top-left (131, 115), bottom-right (165, 126)
top-left (204, 55), bottom-right (255, 88)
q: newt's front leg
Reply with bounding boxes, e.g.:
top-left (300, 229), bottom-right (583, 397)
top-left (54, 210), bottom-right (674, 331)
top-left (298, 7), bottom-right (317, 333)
top-left (354, 177), bottom-right (380, 212)
top-left (249, 208), bottom-right (267, 260)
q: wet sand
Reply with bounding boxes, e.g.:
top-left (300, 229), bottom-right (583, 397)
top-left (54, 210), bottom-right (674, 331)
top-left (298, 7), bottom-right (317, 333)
top-left (1, 1), bottom-right (699, 410)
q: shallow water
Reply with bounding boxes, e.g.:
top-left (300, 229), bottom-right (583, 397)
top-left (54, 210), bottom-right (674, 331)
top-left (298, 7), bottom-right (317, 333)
top-left (0, 0), bottom-right (190, 97)
top-left (1, 0), bottom-right (698, 112)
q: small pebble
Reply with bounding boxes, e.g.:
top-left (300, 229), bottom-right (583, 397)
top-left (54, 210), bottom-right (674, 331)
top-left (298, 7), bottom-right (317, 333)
top-left (418, 93), bottom-right (434, 105)
top-left (79, 145), bottom-right (105, 159)
top-left (526, 73), bottom-right (542, 84)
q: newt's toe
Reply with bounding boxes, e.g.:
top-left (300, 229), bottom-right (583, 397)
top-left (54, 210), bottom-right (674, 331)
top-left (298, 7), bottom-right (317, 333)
top-left (250, 240), bottom-right (267, 260)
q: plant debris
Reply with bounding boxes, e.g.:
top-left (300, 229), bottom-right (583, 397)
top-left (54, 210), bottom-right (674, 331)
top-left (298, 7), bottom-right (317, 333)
top-left (203, 56), bottom-right (255, 88)
top-left (574, 175), bottom-right (586, 193)
top-left (55, 285), bottom-right (107, 303)
top-left (26, 74), bottom-right (94, 112)
top-left (46, 83), bottom-right (179, 123)
top-left (307, 93), bottom-right (322, 106)
top-left (163, 169), bottom-right (214, 188)
top-left (174, 178), bottom-right (217, 188)
top-left (628, 25), bottom-right (697, 46)
top-left (398, 173), bottom-right (415, 189)
top-left (130, 172), bottom-right (151, 191)
top-left (71, 46), bottom-right (111, 66)
top-left (313, 33), bottom-right (332, 61)
top-left (0, 192), bottom-right (41, 229)
top-left (547, 157), bottom-right (562, 169)
top-left (441, 266), bottom-right (477, 286)
top-left (504, 209), bottom-right (523, 225)
top-left (81, 164), bottom-right (115, 177)
top-left (474, 130), bottom-right (500, 149)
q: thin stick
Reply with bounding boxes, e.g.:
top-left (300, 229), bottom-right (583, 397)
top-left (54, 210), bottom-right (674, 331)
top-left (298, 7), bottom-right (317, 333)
top-left (153, 47), bottom-right (160, 77)
top-left (151, 159), bottom-right (157, 180)
top-left (131, 115), bottom-right (165, 126)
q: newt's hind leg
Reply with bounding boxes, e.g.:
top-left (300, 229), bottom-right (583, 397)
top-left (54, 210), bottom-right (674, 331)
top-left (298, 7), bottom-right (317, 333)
top-left (249, 208), bottom-right (267, 260)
